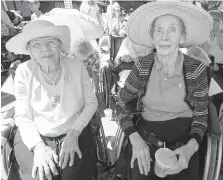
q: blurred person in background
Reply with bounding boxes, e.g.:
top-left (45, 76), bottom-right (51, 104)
top-left (187, 10), bottom-right (223, 72)
top-left (80, 0), bottom-right (102, 26)
top-left (28, 0), bottom-right (43, 21)
top-left (72, 40), bottom-right (100, 93)
top-left (1, 10), bottom-right (25, 73)
top-left (6, 10), bottom-right (24, 28)
top-left (105, 1), bottom-right (121, 36)
top-left (1, 10), bottom-right (19, 39)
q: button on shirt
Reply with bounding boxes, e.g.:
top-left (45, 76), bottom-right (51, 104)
top-left (141, 52), bottom-right (193, 121)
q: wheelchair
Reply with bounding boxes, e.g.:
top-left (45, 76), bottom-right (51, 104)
top-left (98, 35), bottom-right (125, 108)
top-left (2, 37), bottom-right (223, 180)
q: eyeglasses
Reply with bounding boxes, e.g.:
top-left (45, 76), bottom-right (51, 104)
top-left (28, 38), bottom-right (59, 50)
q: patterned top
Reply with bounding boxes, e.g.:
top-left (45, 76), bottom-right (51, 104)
top-left (141, 52), bottom-right (193, 121)
top-left (116, 52), bottom-right (209, 144)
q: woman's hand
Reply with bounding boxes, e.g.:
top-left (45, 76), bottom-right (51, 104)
top-left (166, 139), bottom-right (198, 175)
top-left (59, 129), bottom-right (82, 169)
top-left (129, 132), bottom-right (152, 175)
top-left (32, 142), bottom-right (59, 180)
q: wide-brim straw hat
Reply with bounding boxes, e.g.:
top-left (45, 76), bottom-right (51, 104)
top-left (126, 1), bottom-right (213, 48)
top-left (6, 20), bottom-right (70, 55)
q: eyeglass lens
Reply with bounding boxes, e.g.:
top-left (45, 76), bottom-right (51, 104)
top-left (30, 39), bottom-right (59, 50)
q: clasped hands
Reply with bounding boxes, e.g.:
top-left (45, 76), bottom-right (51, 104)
top-left (32, 129), bottom-right (81, 180)
top-left (129, 132), bottom-right (198, 176)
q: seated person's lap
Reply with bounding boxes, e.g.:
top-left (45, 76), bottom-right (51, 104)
top-left (14, 124), bottom-right (96, 180)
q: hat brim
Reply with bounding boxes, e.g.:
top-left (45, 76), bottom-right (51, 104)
top-left (126, 2), bottom-right (213, 48)
top-left (6, 25), bottom-right (70, 55)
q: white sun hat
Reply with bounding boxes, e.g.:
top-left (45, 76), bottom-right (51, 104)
top-left (6, 20), bottom-right (70, 55)
top-left (123, 37), bottom-right (151, 58)
top-left (38, 8), bottom-right (103, 47)
top-left (126, 1), bottom-right (213, 48)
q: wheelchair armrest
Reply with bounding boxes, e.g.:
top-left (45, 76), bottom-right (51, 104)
top-left (1, 118), bottom-right (16, 148)
top-left (90, 111), bottom-right (101, 134)
top-left (208, 102), bottom-right (221, 140)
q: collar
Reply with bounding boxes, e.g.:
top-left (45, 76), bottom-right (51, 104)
top-left (154, 51), bottom-right (184, 76)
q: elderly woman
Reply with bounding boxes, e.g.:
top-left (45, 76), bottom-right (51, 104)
top-left (72, 40), bottom-right (100, 93)
top-left (116, 2), bottom-right (212, 180)
top-left (80, 0), bottom-right (102, 26)
top-left (28, 0), bottom-right (43, 21)
top-left (106, 1), bottom-right (121, 36)
top-left (6, 20), bottom-right (98, 180)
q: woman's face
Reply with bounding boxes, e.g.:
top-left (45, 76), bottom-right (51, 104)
top-left (151, 15), bottom-right (185, 56)
top-left (211, 14), bottom-right (221, 31)
top-left (29, 2), bottom-right (40, 12)
top-left (27, 36), bottom-right (62, 67)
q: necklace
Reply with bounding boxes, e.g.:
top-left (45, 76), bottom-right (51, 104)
top-left (40, 66), bottom-right (62, 86)
top-left (39, 65), bottom-right (62, 108)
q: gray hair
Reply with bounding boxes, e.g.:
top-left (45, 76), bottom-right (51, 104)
top-left (150, 15), bottom-right (187, 38)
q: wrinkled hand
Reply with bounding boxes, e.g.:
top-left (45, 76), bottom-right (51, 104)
top-left (59, 129), bottom-right (82, 169)
top-left (32, 143), bottom-right (59, 180)
top-left (166, 139), bottom-right (198, 175)
top-left (129, 132), bottom-right (152, 175)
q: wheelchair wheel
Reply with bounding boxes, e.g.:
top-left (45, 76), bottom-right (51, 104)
top-left (99, 68), bottom-right (109, 108)
top-left (2, 139), bottom-right (14, 177)
top-left (213, 118), bottom-right (223, 180)
top-left (207, 139), bottom-right (218, 180)
top-left (201, 113), bottom-right (223, 180)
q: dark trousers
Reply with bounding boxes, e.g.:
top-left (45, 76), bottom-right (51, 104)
top-left (14, 124), bottom-right (97, 180)
top-left (125, 117), bottom-right (199, 180)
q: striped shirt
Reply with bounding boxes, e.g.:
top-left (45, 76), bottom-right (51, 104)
top-left (116, 52), bottom-right (209, 144)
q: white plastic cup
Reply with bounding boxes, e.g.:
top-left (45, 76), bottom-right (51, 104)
top-left (154, 148), bottom-right (177, 178)
top-left (104, 108), bottom-right (113, 120)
